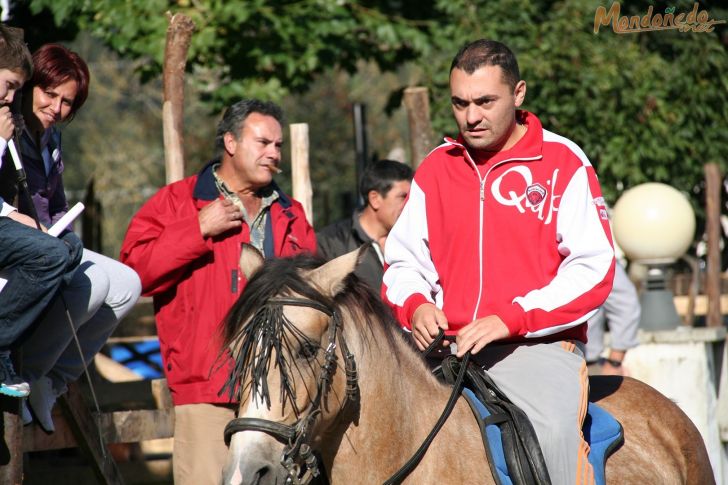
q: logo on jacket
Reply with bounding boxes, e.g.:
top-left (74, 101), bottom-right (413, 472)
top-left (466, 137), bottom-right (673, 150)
top-left (526, 183), bottom-right (547, 206)
top-left (491, 166), bottom-right (560, 225)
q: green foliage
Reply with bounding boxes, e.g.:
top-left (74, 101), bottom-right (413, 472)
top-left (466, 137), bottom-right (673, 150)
top-left (28, 0), bottom-right (728, 206)
top-left (278, 62), bottom-right (414, 227)
top-left (29, 0), bottom-right (432, 109)
top-left (413, 0), bottom-right (728, 211)
top-left (22, 0), bottom-right (728, 248)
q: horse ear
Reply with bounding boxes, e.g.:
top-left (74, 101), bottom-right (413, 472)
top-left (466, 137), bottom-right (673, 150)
top-left (309, 245), bottom-right (367, 297)
top-left (239, 244), bottom-right (264, 280)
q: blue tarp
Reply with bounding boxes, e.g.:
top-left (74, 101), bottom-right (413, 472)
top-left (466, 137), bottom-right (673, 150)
top-left (109, 340), bottom-right (163, 379)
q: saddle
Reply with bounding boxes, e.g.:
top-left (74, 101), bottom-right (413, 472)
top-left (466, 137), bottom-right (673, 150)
top-left (436, 357), bottom-right (623, 485)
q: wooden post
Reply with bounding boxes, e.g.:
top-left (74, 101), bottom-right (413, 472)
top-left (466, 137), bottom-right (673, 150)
top-left (352, 103), bottom-right (368, 207)
top-left (59, 383), bottom-right (125, 484)
top-left (403, 87), bottom-right (434, 168)
top-left (82, 178), bottom-right (103, 253)
top-left (704, 163), bottom-right (722, 327)
top-left (0, 397), bottom-right (22, 485)
top-left (682, 255), bottom-right (699, 326)
top-left (162, 13), bottom-right (195, 184)
top-left (290, 123), bottom-right (313, 225)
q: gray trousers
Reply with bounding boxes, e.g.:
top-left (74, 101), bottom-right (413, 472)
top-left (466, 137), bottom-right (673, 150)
top-left (585, 262), bottom-right (640, 362)
top-left (21, 249), bottom-right (141, 393)
top-left (473, 341), bottom-right (593, 485)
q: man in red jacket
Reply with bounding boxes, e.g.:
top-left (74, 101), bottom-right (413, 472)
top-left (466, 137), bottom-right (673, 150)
top-left (120, 99), bottom-right (316, 484)
top-left (383, 40), bottom-right (615, 484)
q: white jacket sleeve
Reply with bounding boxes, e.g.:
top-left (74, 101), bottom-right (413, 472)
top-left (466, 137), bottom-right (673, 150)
top-left (382, 180), bottom-right (441, 328)
top-left (509, 164), bottom-right (615, 337)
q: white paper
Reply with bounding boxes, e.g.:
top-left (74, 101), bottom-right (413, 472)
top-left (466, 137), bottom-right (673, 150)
top-left (48, 202), bottom-right (85, 237)
top-left (7, 139), bottom-right (22, 170)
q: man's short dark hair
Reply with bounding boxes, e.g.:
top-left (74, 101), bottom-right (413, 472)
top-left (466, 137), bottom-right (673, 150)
top-left (450, 39), bottom-right (520, 90)
top-left (215, 99), bottom-right (285, 155)
top-left (0, 25), bottom-right (32, 79)
top-left (360, 159), bottom-right (414, 204)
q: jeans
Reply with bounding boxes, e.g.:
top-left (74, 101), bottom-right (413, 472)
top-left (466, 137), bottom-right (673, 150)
top-left (0, 217), bottom-right (71, 349)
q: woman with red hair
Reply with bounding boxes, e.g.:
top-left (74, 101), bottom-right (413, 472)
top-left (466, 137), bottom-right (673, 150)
top-left (0, 44), bottom-right (141, 431)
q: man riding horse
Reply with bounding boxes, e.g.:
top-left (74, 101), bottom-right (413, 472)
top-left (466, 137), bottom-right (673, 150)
top-left (382, 39), bottom-right (615, 485)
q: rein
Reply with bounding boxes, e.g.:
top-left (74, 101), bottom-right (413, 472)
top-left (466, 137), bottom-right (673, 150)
top-left (223, 297), bottom-right (359, 485)
top-left (382, 330), bottom-right (471, 485)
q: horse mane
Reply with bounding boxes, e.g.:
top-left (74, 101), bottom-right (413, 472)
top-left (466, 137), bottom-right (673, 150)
top-left (219, 254), bottom-right (402, 413)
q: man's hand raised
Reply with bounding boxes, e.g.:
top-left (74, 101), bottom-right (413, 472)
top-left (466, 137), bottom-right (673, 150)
top-left (199, 198), bottom-right (243, 238)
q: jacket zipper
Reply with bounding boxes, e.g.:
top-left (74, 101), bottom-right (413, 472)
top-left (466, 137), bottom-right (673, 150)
top-left (458, 148), bottom-right (487, 322)
top-left (447, 140), bottom-right (541, 321)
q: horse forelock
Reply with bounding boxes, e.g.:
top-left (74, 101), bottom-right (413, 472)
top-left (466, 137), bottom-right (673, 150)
top-left (222, 255), bottom-right (330, 343)
top-left (219, 254), bottom-right (406, 416)
top-left (219, 256), bottom-right (329, 410)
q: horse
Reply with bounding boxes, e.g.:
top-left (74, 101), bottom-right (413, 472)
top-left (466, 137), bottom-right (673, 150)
top-left (219, 247), bottom-right (714, 484)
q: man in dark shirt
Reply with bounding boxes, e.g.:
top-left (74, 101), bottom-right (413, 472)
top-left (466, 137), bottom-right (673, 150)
top-left (317, 159), bottom-right (412, 290)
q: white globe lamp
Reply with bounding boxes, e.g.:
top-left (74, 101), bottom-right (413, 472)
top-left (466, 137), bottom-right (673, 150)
top-left (613, 183), bottom-right (696, 330)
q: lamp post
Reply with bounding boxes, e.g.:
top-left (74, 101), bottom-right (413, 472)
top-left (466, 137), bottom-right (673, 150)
top-left (612, 183), bottom-right (696, 331)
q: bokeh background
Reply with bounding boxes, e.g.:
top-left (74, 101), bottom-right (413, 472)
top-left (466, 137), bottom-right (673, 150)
top-left (4, 0), bottom-right (727, 261)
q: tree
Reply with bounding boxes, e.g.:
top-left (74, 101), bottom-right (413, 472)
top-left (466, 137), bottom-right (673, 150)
top-left (25, 0), bottom-right (728, 205)
top-left (410, 0), bottom-right (728, 209)
top-left (27, 0), bottom-right (434, 109)
top-left (16, 0), bottom-right (728, 250)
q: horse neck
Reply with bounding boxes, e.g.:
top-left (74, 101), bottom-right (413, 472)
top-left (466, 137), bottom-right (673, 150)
top-left (355, 328), bottom-right (450, 434)
top-left (321, 307), bottom-right (488, 483)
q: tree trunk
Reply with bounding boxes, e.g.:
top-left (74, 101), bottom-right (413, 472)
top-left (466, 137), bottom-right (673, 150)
top-left (290, 123), bottom-right (313, 226)
top-left (162, 13), bottom-right (195, 184)
top-left (403, 87), bottom-right (434, 169)
top-left (704, 163), bottom-right (722, 327)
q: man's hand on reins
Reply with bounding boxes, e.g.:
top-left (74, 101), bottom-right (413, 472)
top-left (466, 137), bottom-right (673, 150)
top-left (411, 303), bottom-right (449, 351)
top-left (456, 315), bottom-right (509, 357)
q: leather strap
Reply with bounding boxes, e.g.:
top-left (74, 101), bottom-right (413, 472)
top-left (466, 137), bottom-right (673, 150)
top-left (224, 417), bottom-right (296, 446)
top-left (383, 330), bottom-right (470, 485)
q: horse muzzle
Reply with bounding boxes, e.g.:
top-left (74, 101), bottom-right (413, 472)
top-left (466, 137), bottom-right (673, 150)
top-left (223, 433), bottom-right (289, 485)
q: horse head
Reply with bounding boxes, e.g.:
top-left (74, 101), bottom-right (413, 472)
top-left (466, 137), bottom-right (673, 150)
top-left (220, 245), bottom-right (365, 485)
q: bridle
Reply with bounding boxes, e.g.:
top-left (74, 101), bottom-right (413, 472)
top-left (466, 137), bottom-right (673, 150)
top-left (223, 297), bottom-right (467, 485)
top-left (223, 297), bottom-right (359, 485)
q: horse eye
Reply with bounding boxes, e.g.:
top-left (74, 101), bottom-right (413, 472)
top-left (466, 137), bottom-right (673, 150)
top-left (298, 341), bottom-right (319, 360)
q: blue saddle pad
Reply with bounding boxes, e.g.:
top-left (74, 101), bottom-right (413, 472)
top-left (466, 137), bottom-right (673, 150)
top-left (462, 388), bottom-right (623, 485)
top-left (583, 401), bottom-right (624, 485)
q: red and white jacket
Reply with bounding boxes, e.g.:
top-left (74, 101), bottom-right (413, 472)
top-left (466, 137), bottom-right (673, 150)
top-left (383, 111), bottom-right (614, 343)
